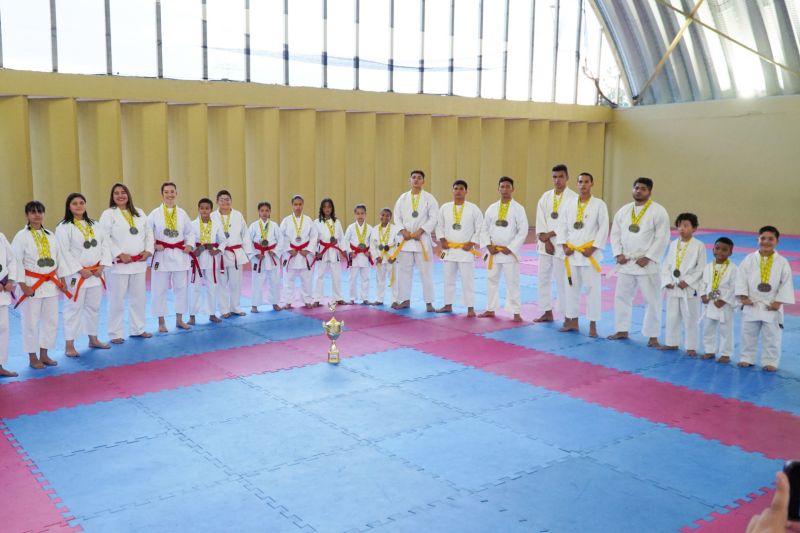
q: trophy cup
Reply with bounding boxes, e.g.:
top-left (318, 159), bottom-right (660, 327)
top-left (322, 302), bottom-right (344, 364)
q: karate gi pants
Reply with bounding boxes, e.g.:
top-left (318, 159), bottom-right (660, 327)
top-left (151, 270), bottom-right (189, 316)
top-left (664, 295), bottom-right (700, 351)
top-left (564, 264), bottom-right (601, 321)
top-left (217, 267), bottom-right (243, 315)
top-left (22, 296), bottom-right (59, 353)
top-left (313, 261), bottom-right (343, 302)
top-left (443, 261), bottom-right (475, 308)
top-left (613, 273), bottom-right (662, 338)
top-left (190, 269), bottom-right (217, 316)
top-left (63, 282), bottom-right (102, 340)
top-left (284, 268), bottom-right (313, 305)
top-left (702, 307), bottom-right (733, 357)
top-left (740, 320), bottom-right (783, 368)
top-left (106, 271), bottom-right (147, 339)
top-left (396, 251), bottom-right (434, 304)
top-left (486, 261), bottom-right (521, 314)
top-left (538, 253), bottom-right (565, 314)
top-left (375, 261), bottom-right (398, 304)
top-left (252, 268), bottom-right (281, 307)
top-left (349, 266), bottom-right (370, 302)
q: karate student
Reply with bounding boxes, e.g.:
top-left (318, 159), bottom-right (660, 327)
top-left (607, 177), bottom-right (670, 347)
top-left (344, 204), bottom-right (374, 304)
top-left (659, 213), bottom-right (706, 356)
top-left (212, 190), bottom-right (252, 317)
top-left (369, 207), bottom-right (400, 306)
top-left (435, 180), bottom-right (483, 317)
top-left (189, 198), bottom-right (225, 325)
top-left (534, 164), bottom-right (578, 324)
top-left (556, 172), bottom-right (609, 337)
top-left (280, 195), bottom-right (317, 309)
top-left (736, 226), bottom-right (795, 371)
top-left (148, 182), bottom-right (195, 332)
top-left (12, 201), bottom-right (72, 369)
top-left (99, 183), bottom-right (154, 344)
top-left (248, 201), bottom-right (284, 312)
top-left (479, 176), bottom-right (529, 322)
top-left (392, 170), bottom-right (439, 311)
top-left (700, 237), bottom-right (737, 363)
top-left (56, 193), bottom-right (113, 357)
top-left (0, 231), bottom-right (19, 377)
top-left (312, 198), bottom-right (346, 306)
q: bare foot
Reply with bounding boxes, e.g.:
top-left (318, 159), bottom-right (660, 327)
top-left (361, 300), bottom-right (370, 305)
top-left (588, 322), bottom-right (598, 338)
top-left (304, 303), bottom-right (313, 309)
top-left (29, 356), bottom-right (45, 370)
top-left (158, 319), bottom-right (168, 333)
top-left (647, 338), bottom-right (661, 348)
top-left (701, 353), bottom-right (715, 360)
top-left (467, 308), bottom-right (476, 318)
top-left (393, 300), bottom-right (410, 310)
top-left (222, 313), bottom-right (232, 319)
top-left (658, 345), bottom-right (678, 351)
top-left (435, 305), bottom-right (453, 313)
top-left (209, 315), bottom-right (222, 323)
top-left (251, 306), bottom-right (259, 313)
top-left (176, 321), bottom-right (190, 330)
top-left (41, 356), bottom-right (58, 366)
top-left (686, 350), bottom-right (697, 358)
top-left (283, 304), bottom-right (293, 310)
top-left (533, 311), bottom-right (554, 323)
top-left (233, 311), bottom-right (246, 316)
top-left (737, 361), bottom-right (753, 368)
top-left (512, 314), bottom-right (523, 323)
top-left (110, 338), bottom-right (125, 345)
top-left (478, 310), bottom-right (495, 318)
top-left (88, 339), bottom-right (111, 350)
top-left (65, 341), bottom-right (79, 357)
top-left (558, 319), bottom-right (579, 333)
top-left (607, 332), bottom-right (629, 340)
top-left (0, 367), bottom-right (18, 377)
top-left (187, 316), bottom-right (196, 326)
top-left (717, 355), bottom-right (730, 364)
top-left (131, 332), bottom-right (153, 339)
top-left (65, 350), bottom-right (80, 358)
top-left (273, 305), bottom-right (282, 311)
top-left (763, 365), bottom-right (777, 372)
top-left (426, 303), bottom-right (435, 312)
top-left (312, 302), bottom-right (322, 308)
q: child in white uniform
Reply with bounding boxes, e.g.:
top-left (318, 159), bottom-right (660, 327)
top-left (369, 208), bottom-right (400, 306)
top-left (700, 237), bottom-right (737, 363)
top-left (280, 195), bottom-right (318, 309)
top-left (249, 201), bottom-right (284, 312)
top-left (189, 198), bottom-right (225, 325)
top-left (344, 204), bottom-right (374, 304)
top-left (0, 231), bottom-right (19, 377)
top-left (312, 198), bottom-right (346, 307)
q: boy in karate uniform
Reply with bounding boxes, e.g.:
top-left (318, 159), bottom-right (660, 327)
top-left (148, 182), bottom-right (195, 333)
top-left (556, 172), bottom-right (609, 337)
top-left (369, 208), bottom-right (400, 306)
top-left (392, 170), bottom-right (439, 311)
top-left (280, 195), bottom-right (318, 309)
top-left (344, 204), bottom-right (374, 305)
top-left (736, 226), bottom-right (795, 371)
top-left (700, 237), bottom-right (737, 363)
top-left (249, 201), bottom-right (284, 312)
top-left (660, 213), bottom-right (706, 356)
top-left (479, 176), bottom-right (529, 322)
top-left (0, 231), bottom-right (18, 377)
top-left (312, 198), bottom-right (346, 306)
top-left (436, 180), bottom-right (483, 317)
top-left (189, 198), bottom-right (225, 325)
top-left (212, 190), bottom-right (252, 317)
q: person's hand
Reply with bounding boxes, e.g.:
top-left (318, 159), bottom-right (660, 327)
top-left (678, 280), bottom-right (689, 290)
top-left (714, 299), bottom-right (726, 308)
top-left (376, 257), bottom-right (383, 264)
top-left (80, 268), bottom-right (93, 279)
top-left (413, 230), bottom-right (423, 240)
top-left (635, 257), bottom-right (651, 268)
top-left (93, 266), bottom-right (104, 277)
top-left (315, 252), bottom-right (323, 261)
top-left (21, 284), bottom-right (34, 297)
top-left (741, 296), bottom-right (754, 306)
top-left (666, 284), bottom-right (675, 289)
top-left (388, 258), bottom-right (396, 264)
top-left (140, 251), bottom-right (152, 260)
top-left (487, 245), bottom-right (498, 255)
top-left (616, 254), bottom-right (628, 265)
top-left (211, 248), bottom-right (222, 256)
top-left (581, 246), bottom-right (597, 257)
top-left (746, 471), bottom-right (800, 533)
top-left (463, 242), bottom-right (475, 252)
top-left (117, 253), bottom-right (132, 264)
top-left (701, 295), bottom-right (710, 304)
top-left (300, 250), bottom-right (311, 257)
top-left (183, 245), bottom-right (193, 254)
top-left (769, 301), bottom-right (782, 311)
top-left (439, 239), bottom-right (449, 249)
top-left (537, 233), bottom-right (549, 243)
top-left (400, 230), bottom-right (412, 240)
top-left (289, 250), bottom-right (298, 257)
top-left (501, 248), bottom-right (512, 255)
top-left (563, 245), bottom-right (574, 256)
top-left (544, 241), bottom-right (555, 256)
top-left (155, 243), bottom-right (165, 251)
top-left (3, 281), bottom-right (16, 293)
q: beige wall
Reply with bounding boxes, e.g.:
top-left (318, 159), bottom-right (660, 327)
top-left (605, 95), bottom-right (800, 234)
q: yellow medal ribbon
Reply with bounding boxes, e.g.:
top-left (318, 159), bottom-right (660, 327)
top-left (575, 197), bottom-right (590, 225)
top-left (410, 192), bottom-right (421, 214)
top-left (73, 220), bottom-right (96, 241)
top-left (711, 260), bottom-right (730, 291)
top-left (355, 223), bottom-right (368, 245)
top-left (259, 220), bottom-right (270, 241)
top-left (630, 198), bottom-right (652, 227)
top-left (497, 201), bottom-right (510, 223)
top-left (552, 190), bottom-right (564, 214)
top-left (674, 240), bottom-right (690, 272)
top-left (563, 241), bottom-right (601, 286)
top-left (120, 209), bottom-right (136, 230)
top-left (291, 214), bottom-right (304, 240)
top-left (199, 219), bottom-right (213, 244)
top-left (324, 219), bottom-right (335, 238)
top-left (760, 253), bottom-right (774, 285)
top-left (31, 228), bottom-right (53, 260)
top-left (453, 203), bottom-right (464, 227)
top-left (220, 213), bottom-right (231, 235)
top-left (379, 224), bottom-right (391, 247)
top-left (163, 205), bottom-right (177, 232)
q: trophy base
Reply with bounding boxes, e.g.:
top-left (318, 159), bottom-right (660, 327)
top-left (327, 344), bottom-right (340, 365)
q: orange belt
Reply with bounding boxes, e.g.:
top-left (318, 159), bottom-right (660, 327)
top-left (14, 269), bottom-right (73, 309)
top-left (72, 262), bottom-right (107, 301)
top-left (349, 244), bottom-right (374, 267)
top-left (284, 241), bottom-right (311, 270)
top-left (253, 241), bottom-right (278, 273)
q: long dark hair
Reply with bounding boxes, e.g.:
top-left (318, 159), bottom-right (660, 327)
top-left (108, 182), bottom-right (141, 217)
top-left (62, 192), bottom-right (94, 226)
top-left (318, 198), bottom-right (337, 222)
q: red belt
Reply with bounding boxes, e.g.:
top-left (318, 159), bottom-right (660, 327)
top-left (311, 240), bottom-right (345, 268)
top-left (14, 269), bottom-right (73, 309)
top-left (284, 241), bottom-right (311, 270)
top-left (72, 262), bottom-right (107, 301)
top-left (193, 244), bottom-right (219, 284)
top-left (152, 240), bottom-right (186, 267)
top-left (253, 241), bottom-right (278, 273)
top-left (221, 244), bottom-right (243, 273)
top-left (114, 252), bottom-right (146, 264)
top-left (349, 244), bottom-right (374, 266)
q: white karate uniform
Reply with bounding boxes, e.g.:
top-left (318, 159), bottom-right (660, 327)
top-left (661, 237), bottom-right (706, 351)
top-left (736, 251), bottom-right (795, 368)
top-left (148, 204), bottom-right (194, 317)
top-left (312, 218), bottom-right (346, 303)
top-left (369, 223), bottom-right (400, 305)
top-left (609, 200), bottom-right (670, 338)
top-left (0, 233), bottom-right (19, 366)
top-left (98, 207), bottom-right (154, 339)
top-left (248, 219), bottom-right (284, 308)
top-left (11, 227), bottom-right (71, 353)
top-left (280, 213), bottom-right (318, 305)
top-left (555, 196), bottom-right (609, 322)
top-left (393, 190), bottom-right (439, 304)
top-left (535, 188), bottom-right (578, 314)
top-left (55, 220), bottom-right (113, 341)
top-left (190, 217), bottom-right (226, 316)
top-left (344, 222), bottom-right (374, 302)
top-left (212, 209), bottom-right (252, 315)
top-left (701, 261), bottom-right (738, 358)
top-left (437, 201), bottom-right (483, 308)
top-left (480, 199), bottom-right (529, 314)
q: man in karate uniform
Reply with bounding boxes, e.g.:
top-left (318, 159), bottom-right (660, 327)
top-left (392, 170), bottom-right (439, 311)
top-left (212, 190), bottom-right (252, 317)
top-left (280, 195), bottom-right (318, 309)
top-left (556, 172), bottom-right (608, 337)
top-left (607, 177), bottom-right (670, 347)
top-left (534, 164), bottom-right (578, 324)
top-left (479, 176), bottom-right (529, 322)
top-left (436, 180), bottom-right (483, 317)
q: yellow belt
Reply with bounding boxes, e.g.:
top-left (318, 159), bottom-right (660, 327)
top-left (389, 239), bottom-right (428, 262)
top-left (485, 246), bottom-right (510, 270)
top-left (379, 248), bottom-right (397, 287)
top-left (443, 242), bottom-right (482, 258)
top-left (563, 241), bottom-right (601, 286)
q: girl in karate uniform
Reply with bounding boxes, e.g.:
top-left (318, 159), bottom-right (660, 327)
top-left (312, 198), bottom-right (346, 307)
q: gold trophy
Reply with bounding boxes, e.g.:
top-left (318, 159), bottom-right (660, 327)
top-left (322, 302), bottom-right (344, 364)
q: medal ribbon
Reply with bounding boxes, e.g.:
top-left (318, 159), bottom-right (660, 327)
top-left (379, 224), bottom-right (391, 246)
top-left (324, 219), bottom-right (335, 237)
top-left (497, 201), bottom-right (510, 223)
top-left (120, 209), bottom-right (136, 230)
top-left (221, 213), bottom-right (231, 235)
top-left (259, 220), bottom-right (270, 241)
top-left (199, 219), bottom-right (213, 245)
top-left (74, 220), bottom-right (96, 241)
top-left (711, 260), bottom-right (730, 291)
top-left (575, 197), bottom-right (591, 225)
top-left (630, 198), bottom-right (652, 227)
top-left (410, 192), bottom-right (421, 213)
top-left (291, 214), bottom-right (304, 240)
top-left (355, 223), bottom-right (368, 245)
top-left (453, 203), bottom-right (464, 227)
top-left (674, 240), bottom-right (690, 272)
top-left (551, 190), bottom-right (564, 213)
top-left (31, 228), bottom-right (52, 261)
top-left (760, 253), bottom-right (774, 286)
top-left (163, 205), bottom-right (177, 232)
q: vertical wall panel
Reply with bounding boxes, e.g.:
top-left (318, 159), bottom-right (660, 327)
top-left (374, 114), bottom-right (406, 218)
top-left (0, 96), bottom-right (33, 237)
top-left (503, 119), bottom-right (529, 213)
top-left (431, 116), bottom-right (458, 204)
top-left (279, 109), bottom-right (316, 221)
top-left (567, 121), bottom-right (588, 180)
top-left (29, 98), bottom-right (81, 222)
top-left (315, 111), bottom-right (347, 217)
top-left (345, 112), bottom-right (377, 222)
top-left (547, 121), bottom-right (569, 171)
top-left (168, 104), bottom-right (209, 213)
top-left (403, 115), bottom-right (432, 191)
top-left (586, 122), bottom-right (605, 198)
top-left (456, 117), bottom-right (482, 208)
top-left (526, 119), bottom-right (551, 216)
top-left (245, 108), bottom-right (280, 222)
top-left (121, 102), bottom-right (170, 210)
top-left (480, 118), bottom-right (504, 210)
top-left (208, 106), bottom-right (246, 213)
top-left (77, 100), bottom-right (123, 213)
